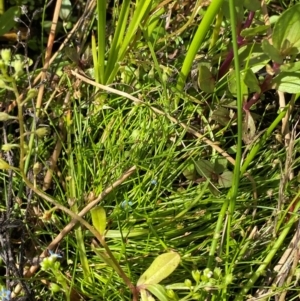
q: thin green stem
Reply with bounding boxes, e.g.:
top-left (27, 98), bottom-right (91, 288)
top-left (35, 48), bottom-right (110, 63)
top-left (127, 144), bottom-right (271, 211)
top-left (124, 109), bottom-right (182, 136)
top-left (12, 80), bottom-right (25, 172)
top-left (21, 173), bottom-right (138, 300)
top-left (240, 105), bottom-right (289, 176)
top-left (234, 190), bottom-right (300, 300)
top-left (207, 0), bottom-right (243, 275)
top-left (96, 0), bottom-right (106, 84)
top-left (0, 0), bottom-right (4, 14)
top-left (226, 0), bottom-right (243, 282)
top-left (176, 0), bottom-right (224, 92)
top-left (228, 0), bottom-right (243, 205)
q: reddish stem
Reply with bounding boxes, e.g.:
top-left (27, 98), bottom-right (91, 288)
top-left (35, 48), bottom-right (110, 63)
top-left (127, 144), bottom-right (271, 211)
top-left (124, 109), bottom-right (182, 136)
top-left (218, 11), bottom-right (255, 79)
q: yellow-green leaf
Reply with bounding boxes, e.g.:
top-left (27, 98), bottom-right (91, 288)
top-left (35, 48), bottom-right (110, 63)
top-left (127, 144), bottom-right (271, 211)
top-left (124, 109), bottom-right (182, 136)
top-left (137, 252), bottom-right (180, 286)
top-left (146, 284), bottom-right (169, 301)
top-left (91, 206), bottom-right (106, 235)
top-left (273, 3), bottom-right (300, 56)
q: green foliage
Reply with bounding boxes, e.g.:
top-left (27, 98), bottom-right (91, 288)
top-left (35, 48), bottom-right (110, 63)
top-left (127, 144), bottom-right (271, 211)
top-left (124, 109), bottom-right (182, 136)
top-left (1, 0), bottom-right (300, 300)
top-left (91, 206), bottom-right (107, 235)
top-left (137, 253), bottom-right (180, 286)
top-left (0, 6), bottom-right (20, 36)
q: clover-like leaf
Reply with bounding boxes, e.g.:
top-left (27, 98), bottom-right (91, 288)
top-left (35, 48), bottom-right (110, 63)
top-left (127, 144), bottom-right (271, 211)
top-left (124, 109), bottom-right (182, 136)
top-left (182, 162), bottom-right (197, 181)
top-left (194, 159), bottom-right (214, 178)
top-left (211, 107), bottom-right (232, 126)
top-left (219, 170), bottom-right (233, 188)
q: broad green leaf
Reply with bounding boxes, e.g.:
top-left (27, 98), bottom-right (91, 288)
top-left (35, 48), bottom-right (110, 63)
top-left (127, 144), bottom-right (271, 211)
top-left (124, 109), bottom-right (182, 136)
top-left (243, 69), bottom-right (261, 93)
top-left (0, 7), bottom-right (20, 37)
top-left (91, 206), bottom-right (106, 235)
top-left (211, 107), bottom-right (233, 126)
top-left (241, 25), bottom-right (270, 38)
top-left (272, 71), bottom-right (300, 93)
top-left (261, 39), bottom-right (283, 64)
top-left (280, 61), bottom-right (300, 72)
top-left (182, 163), bottom-right (197, 181)
top-left (198, 63), bottom-right (215, 93)
top-left (214, 158), bottom-right (228, 174)
top-left (146, 284), bottom-right (169, 301)
top-left (221, 0), bottom-right (244, 25)
top-left (273, 3), bottom-right (300, 56)
top-left (238, 43), bottom-right (270, 73)
top-left (194, 159), bottom-right (214, 178)
top-left (137, 252), bottom-right (180, 286)
top-left (219, 170), bottom-right (233, 188)
top-left (60, 0), bottom-right (72, 21)
top-left (243, 0), bottom-right (261, 11)
top-left (227, 69), bottom-right (248, 97)
top-left (242, 112), bottom-right (256, 144)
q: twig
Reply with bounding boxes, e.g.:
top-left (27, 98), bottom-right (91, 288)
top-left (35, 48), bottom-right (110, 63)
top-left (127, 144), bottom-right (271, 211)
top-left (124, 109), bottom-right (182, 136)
top-left (6, 0), bottom-right (96, 113)
top-left (35, 0), bottom-right (62, 117)
top-left (24, 166), bottom-right (136, 277)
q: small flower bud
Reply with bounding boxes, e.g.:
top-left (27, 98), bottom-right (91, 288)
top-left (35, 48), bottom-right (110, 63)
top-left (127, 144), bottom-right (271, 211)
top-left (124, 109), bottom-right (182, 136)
top-left (0, 158), bottom-right (11, 169)
top-left (224, 273), bottom-right (233, 285)
top-left (27, 88), bottom-right (38, 99)
top-left (40, 257), bottom-right (51, 270)
top-left (192, 270), bottom-right (201, 283)
top-left (0, 79), bottom-right (7, 89)
top-left (22, 89), bottom-right (38, 105)
top-left (49, 283), bottom-right (61, 293)
top-left (41, 210), bottom-right (52, 221)
top-left (23, 142), bottom-right (29, 153)
top-left (12, 60), bottom-right (24, 76)
top-left (0, 60), bottom-right (5, 70)
top-left (166, 289), bottom-right (176, 299)
top-left (2, 143), bottom-right (18, 151)
top-left (33, 162), bottom-right (42, 175)
top-left (35, 127), bottom-right (50, 138)
top-left (1, 49), bottom-right (11, 63)
top-left (0, 112), bottom-right (11, 121)
top-left (184, 279), bottom-right (192, 288)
